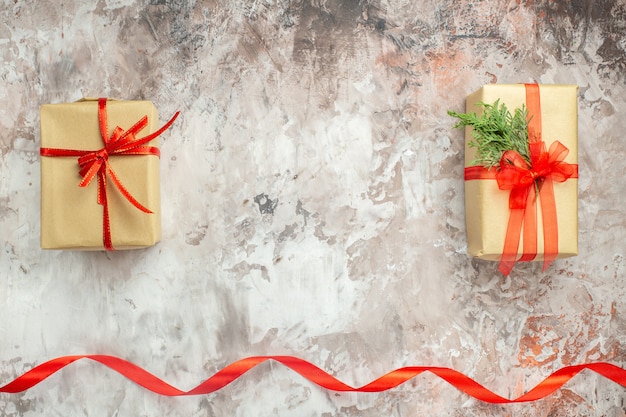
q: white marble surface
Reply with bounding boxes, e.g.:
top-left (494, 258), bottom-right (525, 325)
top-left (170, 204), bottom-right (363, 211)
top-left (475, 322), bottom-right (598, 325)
top-left (1, 1), bottom-right (626, 416)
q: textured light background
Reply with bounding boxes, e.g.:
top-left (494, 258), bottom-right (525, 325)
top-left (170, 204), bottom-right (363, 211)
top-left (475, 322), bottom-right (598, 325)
top-left (1, 1), bottom-right (626, 416)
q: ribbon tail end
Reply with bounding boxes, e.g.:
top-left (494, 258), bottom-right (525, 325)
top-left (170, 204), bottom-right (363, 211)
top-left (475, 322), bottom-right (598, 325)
top-left (542, 258), bottom-right (555, 273)
top-left (498, 262), bottom-right (514, 277)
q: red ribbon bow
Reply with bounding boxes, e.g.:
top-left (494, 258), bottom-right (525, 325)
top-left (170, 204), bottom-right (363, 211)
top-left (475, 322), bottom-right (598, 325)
top-left (496, 141), bottom-right (576, 210)
top-left (464, 84), bottom-right (578, 276)
top-left (40, 98), bottom-right (179, 250)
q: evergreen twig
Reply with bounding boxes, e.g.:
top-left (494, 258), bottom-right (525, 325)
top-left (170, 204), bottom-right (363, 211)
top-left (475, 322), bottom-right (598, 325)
top-left (448, 100), bottom-right (530, 169)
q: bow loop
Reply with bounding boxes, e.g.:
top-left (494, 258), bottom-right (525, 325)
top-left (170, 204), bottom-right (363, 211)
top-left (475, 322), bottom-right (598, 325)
top-left (547, 140), bottom-right (576, 182)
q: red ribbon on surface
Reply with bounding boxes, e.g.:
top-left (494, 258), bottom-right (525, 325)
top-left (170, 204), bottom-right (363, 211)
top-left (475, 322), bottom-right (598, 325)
top-left (40, 99), bottom-right (179, 250)
top-left (1, 355), bottom-right (625, 403)
top-left (464, 84), bottom-right (578, 276)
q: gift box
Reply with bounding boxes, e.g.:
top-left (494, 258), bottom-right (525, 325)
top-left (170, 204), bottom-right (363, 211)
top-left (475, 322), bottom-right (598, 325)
top-left (40, 98), bottom-right (177, 250)
top-left (462, 84), bottom-right (578, 274)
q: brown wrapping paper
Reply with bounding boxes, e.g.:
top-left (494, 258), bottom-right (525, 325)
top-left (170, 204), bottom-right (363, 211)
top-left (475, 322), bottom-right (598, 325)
top-left (40, 99), bottom-right (161, 250)
top-left (464, 84), bottom-right (578, 261)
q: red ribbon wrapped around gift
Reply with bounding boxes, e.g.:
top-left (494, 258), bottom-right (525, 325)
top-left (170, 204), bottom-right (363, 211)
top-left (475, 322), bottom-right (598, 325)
top-left (40, 98), bottom-right (179, 250)
top-left (464, 84), bottom-right (578, 276)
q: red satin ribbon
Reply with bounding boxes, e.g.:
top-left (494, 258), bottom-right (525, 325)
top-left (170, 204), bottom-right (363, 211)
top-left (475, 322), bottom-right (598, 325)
top-left (40, 99), bottom-right (179, 250)
top-left (464, 84), bottom-right (578, 276)
top-left (1, 355), bottom-right (625, 404)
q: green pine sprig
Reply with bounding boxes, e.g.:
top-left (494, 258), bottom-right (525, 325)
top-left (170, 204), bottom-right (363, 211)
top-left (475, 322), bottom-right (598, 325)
top-left (448, 100), bottom-right (530, 169)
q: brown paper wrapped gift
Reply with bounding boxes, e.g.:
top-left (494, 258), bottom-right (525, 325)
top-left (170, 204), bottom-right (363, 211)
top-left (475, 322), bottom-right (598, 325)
top-left (40, 99), bottom-right (176, 250)
top-left (463, 84), bottom-right (578, 270)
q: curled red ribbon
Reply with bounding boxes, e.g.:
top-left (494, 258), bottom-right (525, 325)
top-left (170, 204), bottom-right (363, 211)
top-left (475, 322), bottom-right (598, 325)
top-left (464, 84), bottom-right (578, 275)
top-left (1, 355), bottom-right (625, 403)
top-left (40, 99), bottom-right (179, 250)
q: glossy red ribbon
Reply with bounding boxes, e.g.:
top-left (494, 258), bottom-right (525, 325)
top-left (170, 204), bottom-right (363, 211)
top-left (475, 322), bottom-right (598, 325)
top-left (1, 355), bottom-right (625, 403)
top-left (464, 84), bottom-right (578, 276)
top-left (40, 99), bottom-right (179, 250)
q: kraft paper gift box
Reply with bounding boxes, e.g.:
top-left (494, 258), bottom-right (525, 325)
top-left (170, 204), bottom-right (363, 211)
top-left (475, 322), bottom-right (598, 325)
top-left (463, 84), bottom-right (578, 270)
top-left (40, 99), bottom-right (175, 250)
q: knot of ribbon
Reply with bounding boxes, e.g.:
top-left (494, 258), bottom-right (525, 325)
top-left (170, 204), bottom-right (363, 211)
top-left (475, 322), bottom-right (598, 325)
top-left (41, 98), bottom-right (179, 250)
top-left (464, 84), bottom-right (578, 276)
top-left (496, 140), bottom-right (577, 210)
